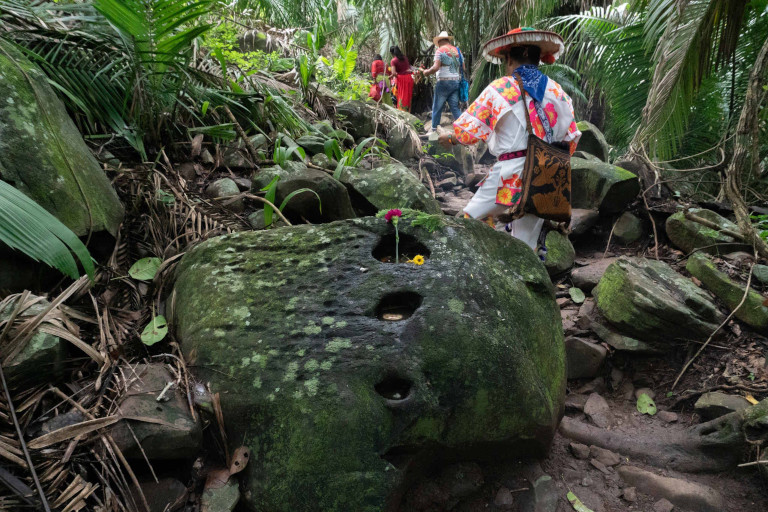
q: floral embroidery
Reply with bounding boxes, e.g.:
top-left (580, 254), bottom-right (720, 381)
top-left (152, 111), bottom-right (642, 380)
top-left (495, 174), bottom-right (523, 207)
top-left (528, 100), bottom-right (546, 138)
top-left (544, 103), bottom-right (558, 128)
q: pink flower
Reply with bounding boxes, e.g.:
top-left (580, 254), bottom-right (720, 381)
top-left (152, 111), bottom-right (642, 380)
top-left (384, 209), bottom-right (402, 222)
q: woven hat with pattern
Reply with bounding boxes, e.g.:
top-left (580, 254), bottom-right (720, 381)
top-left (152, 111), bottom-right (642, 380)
top-left (482, 27), bottom-right (564, 65)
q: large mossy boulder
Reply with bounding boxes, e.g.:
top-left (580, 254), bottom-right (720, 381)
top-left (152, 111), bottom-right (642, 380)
top-left (336, 101), bottom-right (421, 161)
top-left (336, 101), bottom-right (376, 139)
top-left (0, 39), bottom-right (123, 237)
top-left (571, 158), bottom-right (639, 214)
top-left (666, 208), bottom-right (749, 255)
top-left (172, 217), bottom-right (566, 511)
top-left (686, 253), bottom-right (768, 331)
top-left (593, 257), bottom-right (724, 343)
top-left (252, 163), bottom-right (355, 223)
top-left (340, 162), bottom-right (442, 215)
top-left (575, 121), bottom-right (610, 162)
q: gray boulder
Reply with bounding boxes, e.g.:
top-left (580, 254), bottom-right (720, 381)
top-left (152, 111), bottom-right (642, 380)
top-left (0, 39), bottom-right (123, 237)
top-left (252, 164), bottom-right (355, 223)
top-left (296, 134), bottom-right (329, 156)
top-left (593, 257), bottom-right (724, 343)
top-left (571, 158), bottom-right (639, 214)
top-left (171, 217), bottom-right (566, 511)
top-left (340, 162), bottom-right (441, 215)
top-left (571, 258), bottom-right (619, 293)
top-left (694, 392), bottom-right (751, 420)
top-left (427, 141), bottom-right (473, 176)
top-left (575, 121), bottom-right (610, 162)
top-left (569, 209), bottom-right (599, 237)
top-left (565, 337), bottom-right (607, 379)
top-left (666, 208), bottom-right (749, 255)
top-left (206, 178), bottom-right (243, 212)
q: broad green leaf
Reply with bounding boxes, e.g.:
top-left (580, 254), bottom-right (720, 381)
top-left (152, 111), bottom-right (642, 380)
top-left (636, 393), bottom-right (657, 415)
top-left (129, 257), bottom-right (162, 281)
top-left (0, 180), bottom-right (94, 280)
top-left (569, 287), bottom-right (586, 304)
top-left (201, 100), bottom-right (209, 116)
top-left (567, 491), bottom-right (594, 512)
top-left (141, 315), bottom-right (168, 346)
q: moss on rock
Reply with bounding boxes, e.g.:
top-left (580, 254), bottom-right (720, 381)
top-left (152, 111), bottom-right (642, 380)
top-left (571, 157), bottom-right (639, 214)
top-left (666, 208), bottom-right (749, 255)
top-left (0, 39), bottom-right (123, 236)
top-left (686, 253), bottom-right (768, 331)
top-left (172, 217), bottom-right (565, 511)
top-left (340, 162), bottom-right (442, 215)
top-left (544, 231), bottom-right (574, 276)
top-left (593, 257), bottom-right (724, 343)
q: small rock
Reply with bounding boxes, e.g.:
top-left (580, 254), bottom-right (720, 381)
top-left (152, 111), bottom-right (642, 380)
top-left (201, 477), bottom-right (239, 512)
top-left (464, 173), bottom-right (484, 189)
top-left (581, 476), bottom-right (593, 487)
top-left (569, 209), bottom-right (599, 237)
top-left (569, 442), bottom-right (590, 460)
top-left (40, 410), bottom-right (86, 435)
top-left (610, 368), bottom-right (624, 388)
top-left (247, 210), bottom-right (286, 230)
top-left (613, 212), bottom-right (644, 244)
top-left (519, 475), bottom-right (558, 512)
top-left (589, 458), bottom-right (611, 475)
top-left (590, 446), bottom-right (621, 467)
top-left (544, 231), bottom-right (575, 276)
top-left (205, 178), bottom-right (243, 212)
top-left (619, 380), bottom-right (635, 401)
top-left (111, 364), bottom-right (202, 460)
top-left (657, 410), bottom-right (678, 423)
top-left (576, 377), bottom-right (606, 395)
top-left (437, 176), bottom-right (458, 189)
top-left (439, 462), bottom-right (483, 500)
top-left (694, 392), bottom-right (750, 420)
top-left (494, 487), bottom-right (515, 509)
top-left (178, 162), bottom-right (198, 181)
top-left (232, 177), bottom-right (251, 191)
top-left (653, 498), bottom-right (674, 512)
top-left (571, 258), bottom-right (619, 293)
top-left (565, 337), bottom-right (607, 379)
top-left (565, 394), bottom-right (589, 412)
top-left (623, 487), bottom-right (637, 502)
top-left (583, 393), bottom-right (613, 428)
top-left (754, 264), bottom-right (768, 285)
top-left (634, 388), bottom-right (656, 400)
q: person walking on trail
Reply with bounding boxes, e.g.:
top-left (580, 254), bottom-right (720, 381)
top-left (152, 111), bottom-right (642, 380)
top-left (438, 27), bottom-right (581, 252)
top-left (389, 45), bottom-right (414, 112)
top-left (422, 31), bottom-right (463, 136)
top-left (369, 54), bottom-right (392, 105)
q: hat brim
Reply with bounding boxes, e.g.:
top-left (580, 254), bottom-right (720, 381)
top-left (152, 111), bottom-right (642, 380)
top-left (433, 34), bottom-right (454, 46)
top-left (482, 30), bottom-right (564, 64)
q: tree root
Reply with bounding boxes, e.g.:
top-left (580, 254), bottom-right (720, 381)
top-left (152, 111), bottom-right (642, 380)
top-left (559, 398), bottom-right (768, 472)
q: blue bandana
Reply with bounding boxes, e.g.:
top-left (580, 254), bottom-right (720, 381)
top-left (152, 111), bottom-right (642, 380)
top-left (514, 64), bottom-right (548, 103)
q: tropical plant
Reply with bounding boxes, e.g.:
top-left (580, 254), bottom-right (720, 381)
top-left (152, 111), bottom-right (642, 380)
top-left (333, 136), bottom-right (387, 179)
top-left (0, 180), bottom-right (94, 280)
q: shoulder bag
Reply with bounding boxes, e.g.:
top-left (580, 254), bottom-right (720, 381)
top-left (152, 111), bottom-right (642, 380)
top-left (509, 73), bottom-right (572, 223)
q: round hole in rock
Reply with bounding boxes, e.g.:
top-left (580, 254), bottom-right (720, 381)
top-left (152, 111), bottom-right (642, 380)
top-left (372, 233), bottom-right (430, 264)
top-left (375, 291), bottom-right (423, 321)
top-left (375, 376), bottom-right (412, 401)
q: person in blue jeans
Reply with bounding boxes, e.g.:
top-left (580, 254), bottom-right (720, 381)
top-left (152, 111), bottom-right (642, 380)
top-left (421, 31), bottom-right (464, 136)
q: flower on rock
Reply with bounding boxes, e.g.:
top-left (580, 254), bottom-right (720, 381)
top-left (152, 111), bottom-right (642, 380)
top-left (412, 255), bottom-right (425, 266)
top-left (384, 209), bottom-right (402, 223)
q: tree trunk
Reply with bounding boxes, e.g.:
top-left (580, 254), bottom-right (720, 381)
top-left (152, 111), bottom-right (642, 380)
top-left (723, 34), bottom-right (768, 259)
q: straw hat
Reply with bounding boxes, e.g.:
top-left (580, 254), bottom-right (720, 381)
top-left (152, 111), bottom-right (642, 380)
top-left (433, 31), bottom-right (454, 46)
top-left (482, 27), bottom-right (565, 65)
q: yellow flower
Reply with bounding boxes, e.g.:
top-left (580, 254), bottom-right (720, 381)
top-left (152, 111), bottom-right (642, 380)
top-left (412, 255), bottom-right (425, 266)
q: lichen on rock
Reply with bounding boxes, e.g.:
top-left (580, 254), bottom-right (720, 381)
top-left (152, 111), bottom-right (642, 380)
top-left (172, 217), bottom-right (565, 511)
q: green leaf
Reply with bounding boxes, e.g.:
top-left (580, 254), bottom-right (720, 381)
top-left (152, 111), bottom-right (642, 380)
top-left (261, 175), bottom-right (281, 227)
top-left (636, 393), bottom-right (657, 415)
top-left (141, 315), bottom-right (168, 346)
top-left (569, 287), bottom-right (586, 304)
top-left (567, 491), bottom-right (594, 512)
top-left (128, 257), bottom-right (162, 281)
top-left (201, 100), bottom-right (209, 116)
top-left (279, 188), bottom-right (322, 213)
top-left (0, 180), bottom-right (94, 280)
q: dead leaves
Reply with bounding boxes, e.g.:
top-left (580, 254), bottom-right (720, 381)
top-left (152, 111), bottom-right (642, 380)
top-left (204, 446), bottom-right (250, 490)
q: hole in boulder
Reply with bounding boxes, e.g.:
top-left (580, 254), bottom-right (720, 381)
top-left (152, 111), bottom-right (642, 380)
top-left (375, 291), bottom-right (423, 321)
top-left (375, 376), bottom-right (412, 401)
top-left (372, 233), bottom-right (430, 264)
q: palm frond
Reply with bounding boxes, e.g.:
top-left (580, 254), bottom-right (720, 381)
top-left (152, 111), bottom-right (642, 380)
top-left (0, 180), bottom-right (94, 280)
